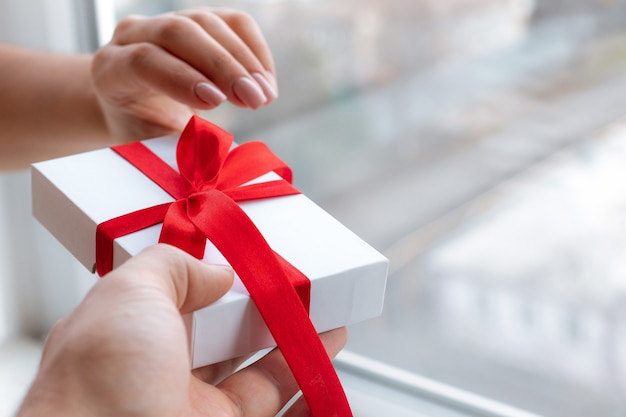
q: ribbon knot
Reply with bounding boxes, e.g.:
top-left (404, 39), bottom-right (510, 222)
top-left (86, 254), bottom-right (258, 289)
top-left (176, 115), bottom-right (229, 192)
top-left (94, 115), bottom-right (353, 417)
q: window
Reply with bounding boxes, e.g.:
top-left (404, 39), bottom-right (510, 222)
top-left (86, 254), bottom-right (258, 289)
top-left (4, 0), bottom-right (626, 415)
top-left (99, 2), bottom-right (626, 415)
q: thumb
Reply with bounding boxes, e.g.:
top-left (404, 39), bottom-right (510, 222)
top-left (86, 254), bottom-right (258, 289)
top-left (110, 243), bottom-right (234, 314)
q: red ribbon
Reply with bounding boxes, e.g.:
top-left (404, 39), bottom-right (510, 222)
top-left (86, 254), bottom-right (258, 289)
top-left (95, 115), bottom-right (352, 417)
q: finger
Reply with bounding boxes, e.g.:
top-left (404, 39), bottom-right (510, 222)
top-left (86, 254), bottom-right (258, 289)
top-left (191, 352), bottom-right (254, 385)
top-left (111, 14), bottom-right (271, 109)
top-left (282, 394), bottom-right (312, 417)
top-left (94, 42), bottom-right (227, 114)
top-left (178, 7), bottom-right (278, 98)
top-left (216, 327), bottom-right (348, 417)
top-left (213, 8), bottom-right (276, 74)
top-left (108, 244), bottom-right (234, 314)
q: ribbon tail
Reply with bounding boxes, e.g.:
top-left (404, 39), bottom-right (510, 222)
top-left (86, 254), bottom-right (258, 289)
top-left (159, 200), bottom-right (207, 260)
top-left (187, 190), bottom-right (352, 417)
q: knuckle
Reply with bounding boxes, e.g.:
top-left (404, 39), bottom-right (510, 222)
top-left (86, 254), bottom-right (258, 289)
top-left (125, 42), bottom-right (156, 69)
top-left (112, 15), bottom-right (142, 42)
top-left (210, 51), bottom-right (235, 73)
top-left (155, 15), bottom-right (190, 44)
top-left (144, 243), bottom-right (175, 260)
top-left (91, 45), bottom-right (110, 72)
top-left (91, 47), bottom-right (112, 84)
top-left (149, 244), bottom-right (187, 273)
top-left (186, 9), bottom-right (221, 25)
top-left (225, 10), bottom-right (256, 29)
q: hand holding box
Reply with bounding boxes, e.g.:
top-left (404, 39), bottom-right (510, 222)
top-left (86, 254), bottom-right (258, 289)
top-left (32, 116), bottom-right (388, 417)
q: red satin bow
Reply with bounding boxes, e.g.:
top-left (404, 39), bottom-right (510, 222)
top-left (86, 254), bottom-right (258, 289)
top-left (95, 115), bottom-right (353, 417)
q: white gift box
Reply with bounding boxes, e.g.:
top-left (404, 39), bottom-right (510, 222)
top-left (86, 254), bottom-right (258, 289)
top-left (32, 134), bottom-right (388, 368)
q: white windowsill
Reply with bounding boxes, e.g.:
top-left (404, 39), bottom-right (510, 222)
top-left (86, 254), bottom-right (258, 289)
top-left (0, 338), bottom-right (42, 417)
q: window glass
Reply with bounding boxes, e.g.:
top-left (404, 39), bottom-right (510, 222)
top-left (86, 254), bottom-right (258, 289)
top-left (106, 1), bottom-right (626, 416)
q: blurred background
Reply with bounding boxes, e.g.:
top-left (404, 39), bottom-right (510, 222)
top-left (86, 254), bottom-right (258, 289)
top-left (4, 0), bottom-right (626, 416)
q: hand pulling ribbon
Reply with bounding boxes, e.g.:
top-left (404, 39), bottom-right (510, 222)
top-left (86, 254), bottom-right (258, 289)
top-left (95, 116), bottom-right (352, 417)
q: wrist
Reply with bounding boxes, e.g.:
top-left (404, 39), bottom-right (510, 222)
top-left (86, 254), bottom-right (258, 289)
top-left (16, 349), bottom-right (98, 417)
top-left (17, 376), bottom-right (94, 417)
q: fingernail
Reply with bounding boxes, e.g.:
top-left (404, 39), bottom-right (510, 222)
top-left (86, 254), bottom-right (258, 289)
top-left (216, 264), bottom-right (233, 272)
top-left (194, 82), bottom-right (227, 106)
top-left (252, 72), bottom-right (278, 103)
top-left (204, 263), bottom-right (233, 274)
top-left (233, 77), bottom-right (267, 109)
